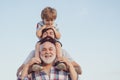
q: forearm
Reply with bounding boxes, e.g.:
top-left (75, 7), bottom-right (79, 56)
top-left (74, 66), bottom-right (82, 75)
top-left (36, 26), bottom-right (46, 38)
top-left (21, 64), bottom-right (30, 79)
top-left (52, 28), bottom-right (61, 39)
top-left (71, 61), bottom-right (82, 75)
top-left (58, 57), bottom-right (78, 79)
top-left (17, 64), bottom-right (25, 77)
top-left (55, 31), bottom-right (61, 39)
top-left (36, 29), bottom-right (42, 38)
top-left (68, 64), bottom-right (78, 80)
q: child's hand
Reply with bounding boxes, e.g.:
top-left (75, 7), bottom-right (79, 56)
top-left (46, 25), bottom-right (54, 28)
top-left (41, 25), bottom-right (47, 29)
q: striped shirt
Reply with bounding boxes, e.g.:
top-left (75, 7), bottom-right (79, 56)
top-left (31, 67), bottom-right (71, 80)
top-left (19, 67), bottom-right (71, 80)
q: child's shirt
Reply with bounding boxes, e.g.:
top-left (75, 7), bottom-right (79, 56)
top-left (36, 21), bottom-right (59, 32)
top-left (36, 21), bottom-right (59, 40)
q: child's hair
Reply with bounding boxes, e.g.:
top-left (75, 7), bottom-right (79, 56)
top-left (41, 7), bottom-right (57, 20)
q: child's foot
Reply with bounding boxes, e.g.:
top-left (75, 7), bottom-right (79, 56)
top-left (32, 64), bottom-right (43, 72)
top-left (55, 62), bottom-right (67, 71)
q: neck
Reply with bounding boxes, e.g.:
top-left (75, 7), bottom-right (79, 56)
top-left (43, 63), bottom-right (53, 75)
top-left (44, 63), bottom-right (52, 68)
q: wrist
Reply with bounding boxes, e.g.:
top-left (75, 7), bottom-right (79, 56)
top-left (24, 64), bottom-right (30, 70)
top-left (21, 76), bottom-right (29, 80)
top-left (67, 63), bottom-right (73, 70)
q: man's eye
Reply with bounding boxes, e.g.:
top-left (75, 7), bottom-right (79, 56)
top-left (49, 48), bottom-right (53, 51)
top-left (50, 32), bottom-right (53, 35)
top-left (42, 49), bottom-right (46, 51)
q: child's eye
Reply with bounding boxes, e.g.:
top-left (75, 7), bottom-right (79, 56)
top-left (46, 19), bottom-right (53, 21)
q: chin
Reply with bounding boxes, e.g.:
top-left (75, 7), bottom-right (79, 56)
top-left (41, 55), bottom-right (56, 64)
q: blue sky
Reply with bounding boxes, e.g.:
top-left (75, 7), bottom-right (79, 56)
top-left (0, 0), bottom-right (120, 80)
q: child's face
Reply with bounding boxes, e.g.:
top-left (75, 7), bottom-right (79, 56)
top-left (43, 19), bottom-right (55, 27)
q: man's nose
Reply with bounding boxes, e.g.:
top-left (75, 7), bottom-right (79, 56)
top-left (46, 50), bottom-right (50, 54)
top-left (46, 33), bottom-right (49, 36)
top-left (47, 34), bottom-right (50, 36)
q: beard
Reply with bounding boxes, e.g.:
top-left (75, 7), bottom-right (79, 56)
top-left (40, 53), bottom-right (56, 64)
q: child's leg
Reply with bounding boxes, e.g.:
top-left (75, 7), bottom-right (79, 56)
top-left (55, 42), bottom-right (67, 70)
top-left (55, 42), bottom-right (62, 59)
top-left (35, 42), bottom-right (41, 58)
top-left (32, 42), bottom-right (43, 72)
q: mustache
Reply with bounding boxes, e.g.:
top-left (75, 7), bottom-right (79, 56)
top-left (44, 53), bottom-right (52, 56)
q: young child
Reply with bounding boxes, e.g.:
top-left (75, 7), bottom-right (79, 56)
top-left (32, 6), bottom-right (67, 72)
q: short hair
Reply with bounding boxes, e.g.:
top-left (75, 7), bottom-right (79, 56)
top-left (41, 28), bottom-right (56, 38)
top-left (39, 36), bottom-right (56, 45)
top-left (39, 36), bottom-right (62, 47)
top-left (41, 7), bottom-right (57, 20)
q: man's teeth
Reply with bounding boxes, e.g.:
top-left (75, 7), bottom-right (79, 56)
top-left (45, 55), bottom-right (52, 58)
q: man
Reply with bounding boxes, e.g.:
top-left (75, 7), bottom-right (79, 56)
top-left (19, 37), bottom-right (77, 80)
top-left (17, 28), bottom-right (82, 77)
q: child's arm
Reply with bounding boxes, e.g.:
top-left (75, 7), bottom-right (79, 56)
top-left (52, 27), bottom-right (61, 39)
top-left (36, 25), bottom-right (46, 38)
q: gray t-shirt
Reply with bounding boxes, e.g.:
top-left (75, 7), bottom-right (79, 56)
top-left (36, 21), bottom-right (59, 31)
top-left (23, 49), bottom-right (73, 64)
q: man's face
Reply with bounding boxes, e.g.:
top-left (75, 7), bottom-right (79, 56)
top-left (39, 42), bottom-right (56, 64)
top-left (42, 29), bottom-right (55, 39)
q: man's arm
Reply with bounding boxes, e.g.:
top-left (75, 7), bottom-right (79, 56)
top-left (16, 50), bottom-right (35, 77)
top-left (20, 57), bottom-right (41, 79)
top-left (16, 64), bottom-right (25, 77)
top-left (58, 57), bottom-right (78, 80)
top-left (71, 61), bottom-right (82, 75)
top-left (62, 49), bottom-right (82, 75)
